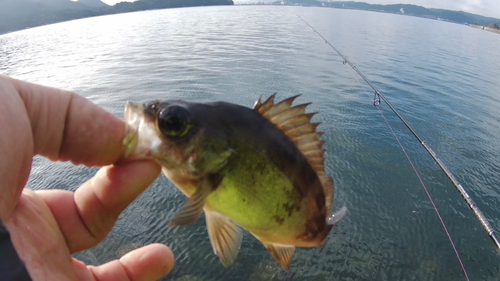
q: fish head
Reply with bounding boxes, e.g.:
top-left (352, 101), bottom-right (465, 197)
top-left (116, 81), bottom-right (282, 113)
top-left (123, 100), bottom-right (232, 177)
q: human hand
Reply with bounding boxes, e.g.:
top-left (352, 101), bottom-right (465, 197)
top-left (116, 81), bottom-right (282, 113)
top-left (0, 75), bottom-right (174, 280)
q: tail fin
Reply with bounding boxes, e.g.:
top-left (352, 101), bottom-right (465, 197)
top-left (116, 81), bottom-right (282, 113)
top-left (318, 206), bottom-right (347, 247)
top-left (327, 206), bottom-right (347, 227)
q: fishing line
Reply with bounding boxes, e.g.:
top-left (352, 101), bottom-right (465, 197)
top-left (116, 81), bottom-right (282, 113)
top-left (297, 15), bottom-right (499, 279)
top-left (296, 14), bottom-right (500, 251)
top-left (350, 70), bottom-right (471, 280)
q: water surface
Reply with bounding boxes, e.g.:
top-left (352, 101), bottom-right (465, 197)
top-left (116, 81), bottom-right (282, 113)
top-left (2, 5), bottom-right (500, 280)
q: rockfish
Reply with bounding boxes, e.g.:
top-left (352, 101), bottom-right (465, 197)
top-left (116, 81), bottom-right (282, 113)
top-left (122, 94), bottom-right (346, 270)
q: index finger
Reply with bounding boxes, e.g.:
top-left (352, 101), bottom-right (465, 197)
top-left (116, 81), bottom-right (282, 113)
top-left (9, 76), bottom-right (126, 166)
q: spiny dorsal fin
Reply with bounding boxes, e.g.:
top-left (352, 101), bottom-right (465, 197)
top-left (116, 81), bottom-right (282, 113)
top-left (253, 93), bottom-right (276, 113)
top-left (253, 94), bottom-right (334, 215)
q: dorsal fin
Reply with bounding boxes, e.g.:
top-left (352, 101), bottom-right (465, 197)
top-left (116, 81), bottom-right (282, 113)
top-left (253, 94), bottom-right (334, 215)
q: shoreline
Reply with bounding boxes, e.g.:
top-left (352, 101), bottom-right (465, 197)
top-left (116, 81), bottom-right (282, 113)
top-left (470, 24), bottom-right (500, 34)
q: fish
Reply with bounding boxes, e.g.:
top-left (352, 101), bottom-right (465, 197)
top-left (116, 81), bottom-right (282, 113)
top-left (122, 94), bottom-right (347, 270)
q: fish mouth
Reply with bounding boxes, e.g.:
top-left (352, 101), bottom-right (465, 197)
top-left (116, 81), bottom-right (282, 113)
top-left (122, 102), bottom-right (162, 160)
top-left (124, 102), bottom-right (143, 135)
top-left (122, 102), bottom-right (142, 159)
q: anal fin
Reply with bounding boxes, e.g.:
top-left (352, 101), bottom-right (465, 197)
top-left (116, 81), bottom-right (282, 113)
top-left (264, 243), bottom-right (295, 270)
top-left (169, 180), bottom-right (212, 226)
top-left (206, 210), bottom-right (243, 267)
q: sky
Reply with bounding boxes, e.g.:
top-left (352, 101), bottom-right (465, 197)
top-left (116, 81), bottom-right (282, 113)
top-left (99, 0), bottom-right (500, 19)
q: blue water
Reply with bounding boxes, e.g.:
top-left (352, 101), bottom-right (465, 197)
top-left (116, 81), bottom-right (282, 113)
top-left (2, 5), bottom-right (500, 280)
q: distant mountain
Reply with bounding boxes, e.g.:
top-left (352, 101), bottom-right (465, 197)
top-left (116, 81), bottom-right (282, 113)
top-left (109, 0), bottom-right (235, 13)
top-left (0, 0), bottom-right (234, 34)
top-left (77, 0), bottom-right (109, 8)
top-left (275, 1), bottom-right (500, 27)
top-left (0, 0), bottom-right (96, 34)
top-left (1, 0), bottom-right (90, 15)
top-left (326, 1), bottom-right (500, 26)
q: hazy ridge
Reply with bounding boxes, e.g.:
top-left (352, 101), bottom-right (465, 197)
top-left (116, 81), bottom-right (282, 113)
top-left (0, 0), bottom-right (234, 35)
top-left (259, 1), bottom-right (500, 27)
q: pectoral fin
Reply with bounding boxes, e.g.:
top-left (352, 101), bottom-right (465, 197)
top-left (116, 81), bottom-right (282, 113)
top-left (264, 243), bottom-right (295, 270)
top-left (169, 180), bottom-right (212, 226)
top-left (205, 210), bottom-right (243, 267)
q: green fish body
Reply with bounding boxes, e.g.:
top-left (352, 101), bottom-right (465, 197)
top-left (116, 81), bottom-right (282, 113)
top-left (124, 94), bottom-right (346, 270)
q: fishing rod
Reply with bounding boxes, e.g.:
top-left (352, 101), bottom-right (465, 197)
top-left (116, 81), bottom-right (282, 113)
top-left (297, 15), bottom-right (500, 251)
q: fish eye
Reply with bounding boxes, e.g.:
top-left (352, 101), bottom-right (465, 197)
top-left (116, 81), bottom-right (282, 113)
top-left (157, 106), bottom-right (191, 138)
